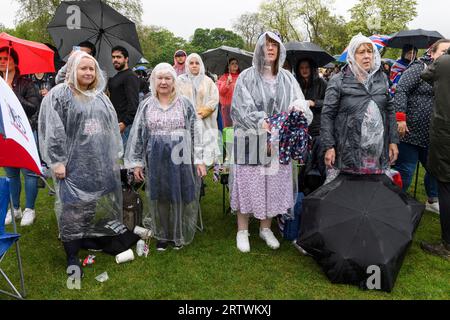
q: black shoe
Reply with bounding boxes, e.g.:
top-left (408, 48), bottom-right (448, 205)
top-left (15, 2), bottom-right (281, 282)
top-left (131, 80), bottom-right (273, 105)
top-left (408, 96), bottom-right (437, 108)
top-left (156, 241), bottom-right (169, 252)
top-left (170, 241), bottom-right (184, 250)
top-left (420, 241), bottom-right (450, 260)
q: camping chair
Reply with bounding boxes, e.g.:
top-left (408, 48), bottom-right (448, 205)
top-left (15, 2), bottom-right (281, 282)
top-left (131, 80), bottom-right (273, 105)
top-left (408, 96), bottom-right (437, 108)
top-left (0, 177), bottom-right (26, 300)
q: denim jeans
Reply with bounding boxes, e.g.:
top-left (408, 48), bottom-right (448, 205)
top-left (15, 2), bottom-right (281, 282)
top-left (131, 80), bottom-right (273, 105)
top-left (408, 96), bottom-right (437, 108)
top-left (4, 167), bottom-right (39, 210)
top-left (122, 125), bottom-right (132, 152)
top-left (394, 142), bottom-right (438, 200)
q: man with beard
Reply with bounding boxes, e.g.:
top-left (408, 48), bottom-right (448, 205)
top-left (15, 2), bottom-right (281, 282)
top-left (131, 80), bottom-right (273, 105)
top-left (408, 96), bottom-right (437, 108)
top-left (108, 46), bottom-right (140, 148)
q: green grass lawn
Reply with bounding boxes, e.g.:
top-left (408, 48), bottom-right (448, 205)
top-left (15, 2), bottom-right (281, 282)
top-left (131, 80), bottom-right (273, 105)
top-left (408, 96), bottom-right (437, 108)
top-left (0, 167), bottom-right (449, 300)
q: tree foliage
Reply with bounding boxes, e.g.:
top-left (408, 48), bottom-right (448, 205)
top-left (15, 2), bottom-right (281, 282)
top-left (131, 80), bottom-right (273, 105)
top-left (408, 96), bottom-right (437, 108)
top-left (232, 12), bottom-right (265, 51)
top-left (188, 28), bottom-right (245, 54)
top-left (138, 25), bottom-right (186, 67)
top-left (259, 0), bottom-right (303, 42)
top-left (348, 0), bottom-right (418, 36)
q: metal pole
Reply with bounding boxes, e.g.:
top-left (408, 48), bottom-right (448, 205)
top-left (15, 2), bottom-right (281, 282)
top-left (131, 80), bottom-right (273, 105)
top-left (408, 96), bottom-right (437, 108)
top-left (9, 195), bottom-right (26, 299)
top-left (414, 161), bottom-right (420, 200)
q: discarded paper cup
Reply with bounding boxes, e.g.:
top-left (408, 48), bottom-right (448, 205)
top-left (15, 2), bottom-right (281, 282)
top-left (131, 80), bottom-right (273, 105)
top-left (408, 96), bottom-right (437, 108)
top-left (134, 226), bottom-right (152, 239)
top-left (115, 249), bottom-right (135, 264)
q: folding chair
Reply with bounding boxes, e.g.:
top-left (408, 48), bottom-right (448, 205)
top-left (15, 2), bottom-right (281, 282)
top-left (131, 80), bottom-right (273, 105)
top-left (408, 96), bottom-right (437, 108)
top-left (0, 177), bottom-right (26, 300)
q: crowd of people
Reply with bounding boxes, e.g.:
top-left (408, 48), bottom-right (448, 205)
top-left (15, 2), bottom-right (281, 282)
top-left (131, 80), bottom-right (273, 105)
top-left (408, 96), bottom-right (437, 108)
top-left (1, 29), bottom-right (450, 280)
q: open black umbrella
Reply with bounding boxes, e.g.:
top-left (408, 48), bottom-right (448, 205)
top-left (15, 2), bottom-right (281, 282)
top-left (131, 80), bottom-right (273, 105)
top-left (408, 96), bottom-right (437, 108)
top-left (47, 0), bottom-right (143, 77)
top-left (201, 46), bottom-right (253, 76)
top-left (285, 42), bottom-right (335, 69)
top-left (297, 174), bottom-right (425, 292)
top-left (388, 29), bottom-right (444, 49)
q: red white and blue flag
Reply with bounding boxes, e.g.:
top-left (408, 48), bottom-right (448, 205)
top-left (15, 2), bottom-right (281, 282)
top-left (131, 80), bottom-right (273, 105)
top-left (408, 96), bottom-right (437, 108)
top-left (0, 76), bottom-right (42, 175)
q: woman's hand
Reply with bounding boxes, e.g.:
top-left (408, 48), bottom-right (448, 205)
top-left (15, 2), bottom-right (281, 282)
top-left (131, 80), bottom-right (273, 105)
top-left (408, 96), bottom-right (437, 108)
top-left (389, 144), bottom-right (399, 165)
top-left (134, 167), bottom-right (145, 183)
top-left (308, 100), bottom-right (316, 108)
top-left (197, 106), bottom-right (214, 119)
top-left (53, 164), bottom-right (66, 180)
top-left (197, 164), bottom-right (207, 178)
top-left (262, 120), bottom-right (271, 133)
top-left (325, 148), bottom-right (336, 169)
top-left (397, 121), bottom-right (409, 138)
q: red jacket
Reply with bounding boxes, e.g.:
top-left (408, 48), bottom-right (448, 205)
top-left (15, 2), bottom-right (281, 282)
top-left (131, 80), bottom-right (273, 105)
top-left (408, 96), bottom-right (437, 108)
top-left (217, 72), bottom-right (239, 106)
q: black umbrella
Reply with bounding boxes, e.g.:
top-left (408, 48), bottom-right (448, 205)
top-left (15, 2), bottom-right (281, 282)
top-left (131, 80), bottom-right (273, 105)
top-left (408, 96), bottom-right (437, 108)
top-left (285, 42), bottom-right (335, 69)
top-left (47, 0), bottom-right (143, 77)
top-left (201, 46), bottom-right (253, 76)
top-left (297, 174), bottom-right (425, 292)
top-left (388, 29), bottom-right (444, 49)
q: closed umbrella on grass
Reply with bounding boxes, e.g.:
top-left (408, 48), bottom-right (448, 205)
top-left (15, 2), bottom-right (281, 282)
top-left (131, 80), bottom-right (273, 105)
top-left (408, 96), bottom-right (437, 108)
top-left (297, 174), bottom-right (425, 292)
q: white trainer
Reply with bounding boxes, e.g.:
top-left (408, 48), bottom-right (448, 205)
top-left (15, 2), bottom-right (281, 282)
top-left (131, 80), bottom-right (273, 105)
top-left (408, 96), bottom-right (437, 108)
top-left (260, 228), bottom-right (280, 250)
top-left (21, 208), bottom-right (36, 226)
top-left (236, 230), bottom-right (250, 253)
top-left (4, 208), bottom-right (22, 225)
top-left (426, 201), bottom-right (440, 215)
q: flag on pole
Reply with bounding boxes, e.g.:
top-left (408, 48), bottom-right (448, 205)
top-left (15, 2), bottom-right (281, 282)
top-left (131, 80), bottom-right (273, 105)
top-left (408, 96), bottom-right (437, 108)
top-left (0, 76), bottom-right (42, 175)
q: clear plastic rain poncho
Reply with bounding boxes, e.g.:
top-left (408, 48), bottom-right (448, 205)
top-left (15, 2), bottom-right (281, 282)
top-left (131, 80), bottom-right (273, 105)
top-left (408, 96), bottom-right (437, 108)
top-left (229, 31), bottom-right (312, 220)
top-left (347, 34), bottom-right (384, 172)
top-left (178, 53), bottom-right (220, 166)
top-left (231, 31), bottom-right (313, 166)
top-left (38, 51), bottom-right (123, 242)
top-left (125, 63), bottom-right (202, 246)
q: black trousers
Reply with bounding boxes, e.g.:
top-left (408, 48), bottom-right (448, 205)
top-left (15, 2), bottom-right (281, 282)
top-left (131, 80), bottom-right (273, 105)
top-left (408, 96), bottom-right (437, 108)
top-left (438, 181), bottom-right (450, 245)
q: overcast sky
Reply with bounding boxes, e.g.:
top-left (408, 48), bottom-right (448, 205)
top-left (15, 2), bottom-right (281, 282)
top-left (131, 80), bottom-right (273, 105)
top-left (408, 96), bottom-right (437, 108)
top-left (1, 0), bottom-right (448, 39)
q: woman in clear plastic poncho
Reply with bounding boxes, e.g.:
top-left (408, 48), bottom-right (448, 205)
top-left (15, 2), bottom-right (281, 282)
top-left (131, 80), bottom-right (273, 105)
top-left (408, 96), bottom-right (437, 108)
top-left (321, 34), bottom-right (399, 179)
top-left (125, 63), bottom-right (207, 251)
top-left (178, 53), bottom-right (220, 166)
top-left (39, 51), bottom-right (123, 275)
top-left (230, 31), bottom-right (313, 253)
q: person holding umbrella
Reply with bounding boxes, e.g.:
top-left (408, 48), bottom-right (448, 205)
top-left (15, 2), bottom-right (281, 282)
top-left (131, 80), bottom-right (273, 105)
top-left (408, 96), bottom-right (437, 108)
top-left (217, 58), bottom-right (241, 128)
top-left (393, 39), bottom-right (450, 214)
top-left (294, 58), bottom-right (328, 194)
top-left (125, 63), bottom-right (206, 251)
top-left (55, 41), bottom-right (97, 85)
top-left (39, 51), bottom-right (123, 278)
top-left (321, 34), bottom-right (399, 178)
top-left (389, 44), bottom-right (418, 95)
top-left (230, 31), bottom-right (312, 253)
top-left (0, 47), bottom-right (40, 227)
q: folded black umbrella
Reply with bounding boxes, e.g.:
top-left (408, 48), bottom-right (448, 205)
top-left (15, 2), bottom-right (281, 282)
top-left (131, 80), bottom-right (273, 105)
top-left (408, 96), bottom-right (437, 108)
top-left (297, 174), bottom-right (425, 292)
top-left (47, 0), bottom-right (143, 77)
top-left (388, 29), bottom-right (444, 49)
top-left (285, 42), bottom-right (335, 69)
top-left (201, 46), bottom-right (253, 76)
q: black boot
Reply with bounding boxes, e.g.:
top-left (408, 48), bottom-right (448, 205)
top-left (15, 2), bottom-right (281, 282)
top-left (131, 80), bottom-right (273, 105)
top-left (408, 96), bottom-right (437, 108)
top-left (63, 240), bottom-right (84, 278)
top-left (420, 241), bottom-right (450, 260)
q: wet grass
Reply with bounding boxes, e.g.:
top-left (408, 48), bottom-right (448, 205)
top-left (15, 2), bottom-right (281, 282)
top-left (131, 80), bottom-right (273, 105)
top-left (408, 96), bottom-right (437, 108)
top-left (0, 166), bottom-right (449, 300)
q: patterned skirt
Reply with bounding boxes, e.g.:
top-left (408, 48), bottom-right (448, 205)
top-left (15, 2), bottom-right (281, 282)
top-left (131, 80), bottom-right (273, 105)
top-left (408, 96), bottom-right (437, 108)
top-left (230, 163), bottom-right (294, 220)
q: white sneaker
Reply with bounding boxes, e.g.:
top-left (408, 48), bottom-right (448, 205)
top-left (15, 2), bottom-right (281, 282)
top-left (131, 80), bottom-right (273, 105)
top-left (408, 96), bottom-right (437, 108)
top-left (4, 208), bottom-right (22, 225)
top-left (426, 201), bottom-right (440, 215)
top-left (21, 208), bottom-right (36, 226)
top-left (259, 228), bottom-right (280, 250)
top-left (236, 230), bottom-right (250, 253)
